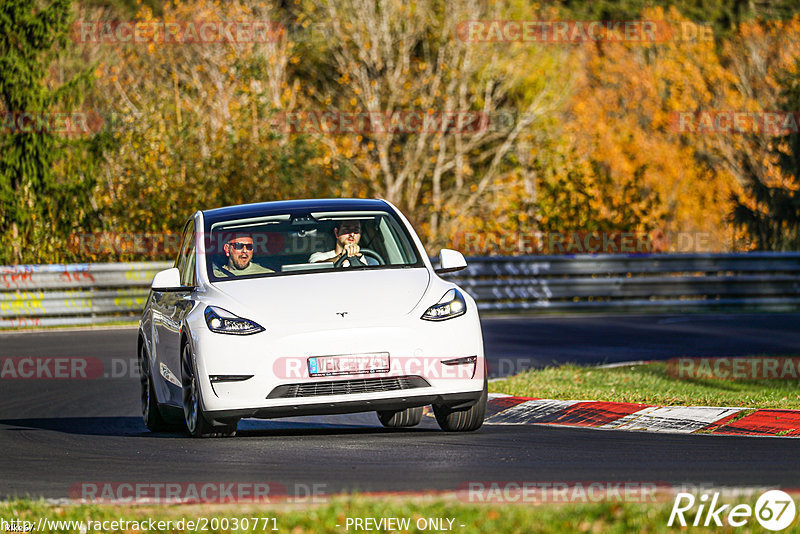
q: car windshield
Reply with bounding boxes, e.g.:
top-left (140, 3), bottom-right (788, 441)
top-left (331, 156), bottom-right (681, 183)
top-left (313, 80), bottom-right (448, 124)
top-left (203, 209), bottom-right (423, 281)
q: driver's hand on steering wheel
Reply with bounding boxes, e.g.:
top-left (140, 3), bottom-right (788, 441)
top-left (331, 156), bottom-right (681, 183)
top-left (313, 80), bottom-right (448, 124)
top-left (341, 243), bottom-right (361, 259)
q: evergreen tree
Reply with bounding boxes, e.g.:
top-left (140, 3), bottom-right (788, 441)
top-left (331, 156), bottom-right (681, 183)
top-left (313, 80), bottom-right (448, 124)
top-left (0, 0), bottom-right (101, 264)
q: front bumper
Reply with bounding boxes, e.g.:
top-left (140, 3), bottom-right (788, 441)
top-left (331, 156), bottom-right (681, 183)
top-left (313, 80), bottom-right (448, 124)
top-left (206, 389), bottom-right (483, 421)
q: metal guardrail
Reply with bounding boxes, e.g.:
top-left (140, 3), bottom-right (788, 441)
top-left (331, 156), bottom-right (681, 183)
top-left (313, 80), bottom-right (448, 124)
top-left (446, 252), bottom-right (800, 312)
top-left (1, 253), bottom-right (799, 328)
top-left (0, 262), bottom-right (170, 328)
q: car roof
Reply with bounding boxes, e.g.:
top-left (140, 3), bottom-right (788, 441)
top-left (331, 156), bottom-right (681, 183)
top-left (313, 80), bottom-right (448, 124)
top-left (202, 198), bottom-right (391, 225)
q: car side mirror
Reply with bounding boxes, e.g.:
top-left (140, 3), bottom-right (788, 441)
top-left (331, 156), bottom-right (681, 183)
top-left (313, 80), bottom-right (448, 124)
top-left (151, 267), bottom-right (183, 291)
top-left (435, 249), bottom-right (468, 274)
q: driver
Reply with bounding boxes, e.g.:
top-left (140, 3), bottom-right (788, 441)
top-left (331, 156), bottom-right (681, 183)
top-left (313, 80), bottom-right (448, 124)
top-left (213, 233), bottom-right (274, 277)
top-left (308, 219), bottom-right (378, 266)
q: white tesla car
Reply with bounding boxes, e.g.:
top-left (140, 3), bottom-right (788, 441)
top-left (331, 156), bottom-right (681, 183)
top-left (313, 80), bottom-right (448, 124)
top-left (138, 199), bottom-right (486, 437)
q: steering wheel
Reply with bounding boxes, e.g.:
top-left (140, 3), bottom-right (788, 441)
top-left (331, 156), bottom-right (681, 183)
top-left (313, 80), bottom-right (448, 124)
top-left (333, 248), bottom-right (384, 268)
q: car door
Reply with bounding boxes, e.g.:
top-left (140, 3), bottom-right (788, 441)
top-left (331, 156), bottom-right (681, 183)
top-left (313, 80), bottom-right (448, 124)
top-left (152, 218), bottom-right (198, 405)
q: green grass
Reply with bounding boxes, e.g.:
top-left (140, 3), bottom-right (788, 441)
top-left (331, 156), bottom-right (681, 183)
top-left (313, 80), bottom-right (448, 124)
top-left (1, 495), bottom-right (790, 533)
top-left (489, 360), bottom-right (800, 409)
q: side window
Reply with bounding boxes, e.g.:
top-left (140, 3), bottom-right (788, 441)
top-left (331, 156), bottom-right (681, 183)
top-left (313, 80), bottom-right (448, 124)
top-left (175, 219), bottom-right (196, 287)
top-left (380, 216), bottom-right (414, 264)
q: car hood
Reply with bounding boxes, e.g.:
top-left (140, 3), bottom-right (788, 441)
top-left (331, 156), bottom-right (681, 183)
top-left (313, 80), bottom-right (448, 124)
top-left (207, 267), bottom-right (431, 327)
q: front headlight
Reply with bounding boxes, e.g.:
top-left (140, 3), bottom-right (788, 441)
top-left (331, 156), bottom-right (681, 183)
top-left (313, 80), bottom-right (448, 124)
top-left (421, 288), bottom-right (467, 321)
top-left (204, 306), bottom-right (264, 335)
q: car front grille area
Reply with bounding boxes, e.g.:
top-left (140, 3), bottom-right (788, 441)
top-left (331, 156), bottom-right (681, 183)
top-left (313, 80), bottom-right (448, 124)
top-left (266, 375), bottom-right (430, 399)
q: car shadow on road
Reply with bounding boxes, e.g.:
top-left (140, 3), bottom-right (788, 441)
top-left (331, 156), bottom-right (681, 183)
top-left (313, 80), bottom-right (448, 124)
top-left (0, 417), bottom-right (440, 438)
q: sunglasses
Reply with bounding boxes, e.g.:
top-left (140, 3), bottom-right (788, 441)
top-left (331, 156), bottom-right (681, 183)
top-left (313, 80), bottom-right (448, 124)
top-left (229, 242), bottom-right (254, 251)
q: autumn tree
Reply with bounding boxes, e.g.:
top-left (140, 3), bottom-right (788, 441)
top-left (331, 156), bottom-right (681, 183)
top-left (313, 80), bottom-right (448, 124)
top-left (298, 0), bottom-right (569, 249)
top-left (15, 0), bottom-right (799, 262)
top-left (556, 7), bottom-right (745, 251)
top-left (696, 17), bottom-right (800, 249)
top-left (732, 57), bottom-right (800, 249)
top-left (85, 0), bottom-right (338, 260)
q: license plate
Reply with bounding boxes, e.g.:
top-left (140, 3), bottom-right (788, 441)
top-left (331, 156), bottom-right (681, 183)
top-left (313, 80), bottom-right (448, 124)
top-left (308, 353), bottom-right (390, 377)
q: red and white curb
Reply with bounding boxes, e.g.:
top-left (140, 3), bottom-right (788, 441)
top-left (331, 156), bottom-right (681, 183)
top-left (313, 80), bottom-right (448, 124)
top-left (484, 394), bottom-right (800, 437)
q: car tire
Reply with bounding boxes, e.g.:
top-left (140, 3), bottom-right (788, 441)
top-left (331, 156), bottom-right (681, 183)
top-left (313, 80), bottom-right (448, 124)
top-left (181, 342), bottom-right (237, 438)
top-left (377, 406), bottom-right (424, 428)
top-left (433, 378), bottom-right (487, 432)
top-left (139, 343), bottom-right (170, 432)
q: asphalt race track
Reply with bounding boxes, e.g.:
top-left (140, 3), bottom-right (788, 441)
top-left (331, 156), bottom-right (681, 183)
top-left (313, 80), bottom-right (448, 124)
top-left (482, 312), bottom-right (800, 376)
top-left (1, 313), bottom-right (800, 500)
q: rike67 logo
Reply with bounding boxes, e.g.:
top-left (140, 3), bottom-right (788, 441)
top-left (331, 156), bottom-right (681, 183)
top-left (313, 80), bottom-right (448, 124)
top-left (669, 490), bottom-right (796, 531)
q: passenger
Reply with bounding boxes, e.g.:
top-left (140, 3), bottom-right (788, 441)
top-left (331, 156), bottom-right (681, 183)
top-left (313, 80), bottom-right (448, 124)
top-left (308, 220), bottom-right (378, 266)
top-left (214, 233), bottom-right (274, 277)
